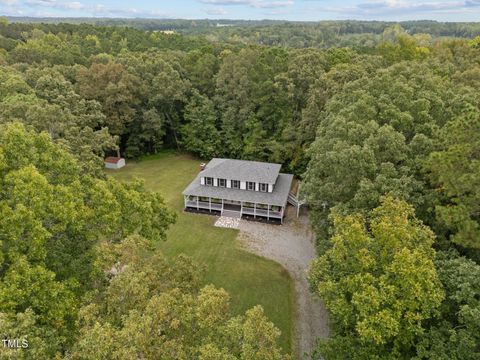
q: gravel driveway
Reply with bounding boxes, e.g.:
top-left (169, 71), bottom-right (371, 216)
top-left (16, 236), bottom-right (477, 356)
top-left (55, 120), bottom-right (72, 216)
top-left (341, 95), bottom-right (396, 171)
top-left (238, 207), bottom-right (329, 359)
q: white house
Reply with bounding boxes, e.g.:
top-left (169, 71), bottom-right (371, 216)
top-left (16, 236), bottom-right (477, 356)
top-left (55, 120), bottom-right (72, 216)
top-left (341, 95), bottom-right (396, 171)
top-left (182, 158), bottom-right (294, 223)
top-left (105, 157), bottom-right (126, 170)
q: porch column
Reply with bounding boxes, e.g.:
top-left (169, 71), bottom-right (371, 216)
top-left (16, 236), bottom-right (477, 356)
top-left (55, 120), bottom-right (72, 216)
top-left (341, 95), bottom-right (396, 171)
top-left (254, 202), bottom-right (256, 219)
top-left (184, 195), bottom-right (187, 209)
top-left (221, 198), bottom-right (224, 213)
top-left (267, 204), bottom-right (270, 221)
top-left (240, 201), bottom-right (243, 216)
top-left (209, 197), bottom-right (211, 212)
top-left (280, 205), bottom-right (285, 224)
top-left (196, 196), bottom-right (199, 211)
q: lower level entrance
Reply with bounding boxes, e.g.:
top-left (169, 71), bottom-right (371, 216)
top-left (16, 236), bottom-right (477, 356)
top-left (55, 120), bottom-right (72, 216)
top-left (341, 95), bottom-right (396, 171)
top-left (223, 203), bottom-right (241, 211)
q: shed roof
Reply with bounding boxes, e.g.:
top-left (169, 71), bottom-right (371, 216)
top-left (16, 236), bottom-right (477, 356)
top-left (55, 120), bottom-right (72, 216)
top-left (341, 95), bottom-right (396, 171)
top-left (105, 157), bottom-right (123, 164)
top-left (200, 158), bottom-right (281, 184)
top-left (182, 173), bottom-right (293, 206)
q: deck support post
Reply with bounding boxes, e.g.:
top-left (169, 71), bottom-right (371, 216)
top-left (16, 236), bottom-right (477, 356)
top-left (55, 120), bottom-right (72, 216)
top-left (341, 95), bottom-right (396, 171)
top-left (281, 205), bottom-right (285, 224)
top-left (254, 203), bottom-right (256, 219)
top-left (240, 201), bottom-right (243, 217)
top-left (196, 196), bottom-right (199, 211)
top-left (267, 205), bottom-right (270, 222)
top-left (184, 195), bottom-right (187, 209)
top-left (209, 197), bottom-right (211, 212)
top-left (221, 198), bottom-right (224, 214)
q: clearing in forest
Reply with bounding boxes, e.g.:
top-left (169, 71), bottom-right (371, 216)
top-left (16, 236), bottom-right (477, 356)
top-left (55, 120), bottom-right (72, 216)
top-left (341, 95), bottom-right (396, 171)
top-left (107, 152), bottom-right (295, 354)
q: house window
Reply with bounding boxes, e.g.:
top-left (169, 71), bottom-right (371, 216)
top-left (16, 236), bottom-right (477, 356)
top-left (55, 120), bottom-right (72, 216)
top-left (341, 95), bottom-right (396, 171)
top-left (259, 183), bottom-right (268, 192)
top-left (218, 178), bottom-right (226, 187)
top-left (205, 177), bottom-right (213, 186)
top-left (231, 180), bottom-right (240, 189)
top-left (247, 181), bottom-right (255, 191)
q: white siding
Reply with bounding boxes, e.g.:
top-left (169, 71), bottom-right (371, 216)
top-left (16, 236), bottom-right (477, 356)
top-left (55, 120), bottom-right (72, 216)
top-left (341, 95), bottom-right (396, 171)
top-left (213, 178), bottom-right (218, 187)
top-left (105, 159), bottom-right (125, 170)
top-left (255, 183), bottom-right (259, 191)
top-left (268, 183), bottom-right (273, 193)
top-left (200, 177), bottom-right (205, 185)
top-left (226, 180), bottom-right (231, 188)
top-left (240, 181), bottom-right (246, 190)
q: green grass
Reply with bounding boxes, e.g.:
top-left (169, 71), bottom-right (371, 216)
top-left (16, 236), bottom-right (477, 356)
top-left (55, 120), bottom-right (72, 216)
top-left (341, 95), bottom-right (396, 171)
top-left (107, 152), bottom-right (294, 354)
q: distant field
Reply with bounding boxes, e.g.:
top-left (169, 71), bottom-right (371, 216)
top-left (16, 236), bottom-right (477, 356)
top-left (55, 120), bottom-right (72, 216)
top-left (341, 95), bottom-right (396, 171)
top-left (107, 152), bottom-right (294, 353)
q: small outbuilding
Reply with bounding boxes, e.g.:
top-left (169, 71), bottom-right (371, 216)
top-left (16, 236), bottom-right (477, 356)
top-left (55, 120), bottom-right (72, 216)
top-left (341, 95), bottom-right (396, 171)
top-left (105, 157), bottom-right (125, 170)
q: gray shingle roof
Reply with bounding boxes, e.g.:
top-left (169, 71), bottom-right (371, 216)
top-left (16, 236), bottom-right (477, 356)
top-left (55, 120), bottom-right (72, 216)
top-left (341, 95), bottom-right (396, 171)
top-left (183, 173), bottom-right (294, 206)
top-left (200, 158), bottom-right (281, 184)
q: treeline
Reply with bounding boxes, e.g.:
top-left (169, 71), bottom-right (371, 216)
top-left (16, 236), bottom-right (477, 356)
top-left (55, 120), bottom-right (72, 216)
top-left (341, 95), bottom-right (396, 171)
top-left (8, 17), bottom-right (480, 39)
top-left (7, 18), bottom-right (480, 51)
top-left (4, 18), bottom-right (476, 175)
top-left (0, 17), bottom-right (351, 175)
top-left (180, 20), bottom-right (480, 49)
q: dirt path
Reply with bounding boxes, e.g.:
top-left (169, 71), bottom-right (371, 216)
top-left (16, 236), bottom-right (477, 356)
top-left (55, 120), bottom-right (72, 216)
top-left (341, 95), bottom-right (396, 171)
top-left (238, 209), bottom-right (329, 359)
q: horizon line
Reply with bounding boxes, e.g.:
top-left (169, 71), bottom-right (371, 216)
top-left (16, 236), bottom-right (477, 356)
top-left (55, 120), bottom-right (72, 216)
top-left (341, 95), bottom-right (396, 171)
top-left (3, 15), bottom-right (480, 24)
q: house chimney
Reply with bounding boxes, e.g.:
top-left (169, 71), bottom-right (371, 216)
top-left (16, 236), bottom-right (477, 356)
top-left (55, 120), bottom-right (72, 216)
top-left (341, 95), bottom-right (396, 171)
top-left (200, 163), bottom-right (206, 171)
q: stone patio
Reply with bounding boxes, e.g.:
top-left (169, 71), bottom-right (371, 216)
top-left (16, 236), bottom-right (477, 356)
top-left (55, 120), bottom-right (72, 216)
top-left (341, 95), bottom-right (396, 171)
top-left (214, 216), bottom-right (241, 229)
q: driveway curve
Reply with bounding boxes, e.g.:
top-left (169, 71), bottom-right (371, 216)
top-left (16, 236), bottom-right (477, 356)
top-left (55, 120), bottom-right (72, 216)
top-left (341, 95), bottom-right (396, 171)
top-left (238, 208), bottom-right (329, 359)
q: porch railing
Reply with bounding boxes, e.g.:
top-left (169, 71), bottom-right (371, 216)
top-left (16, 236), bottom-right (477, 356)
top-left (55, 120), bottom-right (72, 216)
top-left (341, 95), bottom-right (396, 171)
top-left (242, 207), bottom-right (282, 218)
top-left (186, 199), bottom-right (282, 219)
top-left (186, 200), bottom-right (222, 210)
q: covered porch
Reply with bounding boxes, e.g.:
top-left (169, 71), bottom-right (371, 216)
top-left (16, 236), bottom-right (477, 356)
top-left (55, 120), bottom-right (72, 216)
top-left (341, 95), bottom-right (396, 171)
top-left (184, 195), bottom-right (285, 223)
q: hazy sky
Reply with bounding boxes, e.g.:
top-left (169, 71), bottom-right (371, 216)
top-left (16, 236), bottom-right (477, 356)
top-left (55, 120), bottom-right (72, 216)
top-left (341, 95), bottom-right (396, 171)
top-left (1, 0), bottom-right (480, 22)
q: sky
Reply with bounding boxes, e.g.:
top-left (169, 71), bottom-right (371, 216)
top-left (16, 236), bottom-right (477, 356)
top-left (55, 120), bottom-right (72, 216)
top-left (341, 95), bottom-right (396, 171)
top-left (1, 0), bottom-right (480, 22)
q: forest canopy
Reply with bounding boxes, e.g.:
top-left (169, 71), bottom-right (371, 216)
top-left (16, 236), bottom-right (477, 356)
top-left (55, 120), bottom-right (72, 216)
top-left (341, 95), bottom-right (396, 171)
top-left (0, 17), bottom-right (479, 359)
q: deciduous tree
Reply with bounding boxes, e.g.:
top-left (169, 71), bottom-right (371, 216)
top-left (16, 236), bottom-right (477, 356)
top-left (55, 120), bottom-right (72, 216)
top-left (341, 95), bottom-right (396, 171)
top-left (309, 197), bottom-right (444, 359)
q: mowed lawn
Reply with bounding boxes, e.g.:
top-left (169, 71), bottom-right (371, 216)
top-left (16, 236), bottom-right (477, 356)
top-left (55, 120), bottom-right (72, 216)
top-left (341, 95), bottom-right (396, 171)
top-left (107, 152), bottom-right (294, 353)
